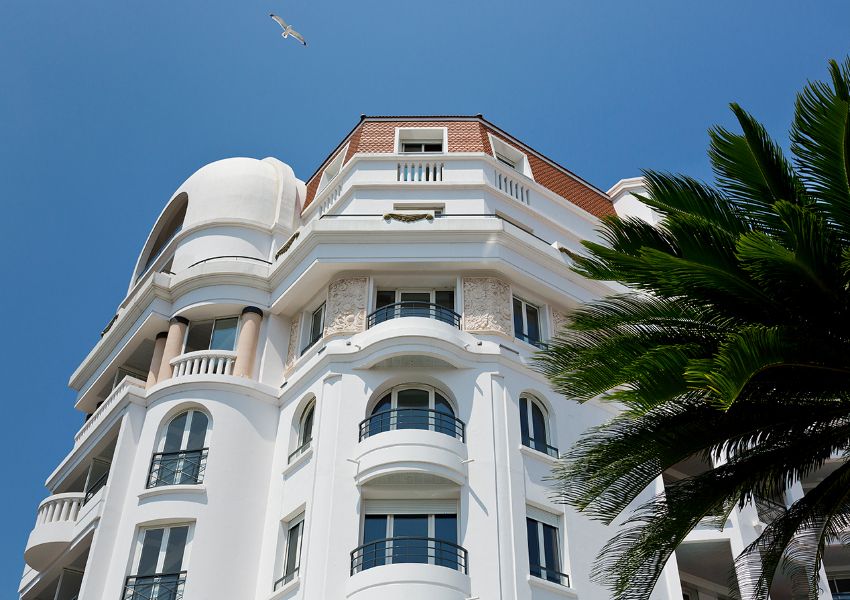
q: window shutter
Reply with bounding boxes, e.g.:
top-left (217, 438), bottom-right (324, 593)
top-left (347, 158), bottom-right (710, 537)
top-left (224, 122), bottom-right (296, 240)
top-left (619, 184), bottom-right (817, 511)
top-left (526, 505), bottom-right (560, 527)
top-left (364, 499), bottom-right (458, 515)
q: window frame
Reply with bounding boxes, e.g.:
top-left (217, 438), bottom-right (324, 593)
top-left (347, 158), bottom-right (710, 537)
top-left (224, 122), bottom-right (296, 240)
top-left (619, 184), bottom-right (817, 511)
top-left (301, 304), bottom-right (325, 354)
top-left (513, 296), bottom-right (541, 345)
top-left (130, 523), bottom-right (194, 577)
top-left (394, 127), bottom-right (448, 155)
top-left (374, 288), bottom-right (455, 310)
top-left (520, 395), bottom-right (559, 459)
top-left (148, 409), bottom-right (211, 488)
top-left (370, 384), bottom-right (456, 416)
top-left (276, 513), bottom-right (305, 589)
top-left (526, 515), bottom-right (564, 584)
top-left (181, 315), bottom-right (241, 354)
top-left (155, 409), bottom-right (212, 454)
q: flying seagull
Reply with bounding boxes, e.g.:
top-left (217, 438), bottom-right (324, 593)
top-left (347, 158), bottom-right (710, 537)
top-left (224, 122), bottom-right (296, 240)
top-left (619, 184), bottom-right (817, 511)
top-left (270, 14), bottom-right (306, 45)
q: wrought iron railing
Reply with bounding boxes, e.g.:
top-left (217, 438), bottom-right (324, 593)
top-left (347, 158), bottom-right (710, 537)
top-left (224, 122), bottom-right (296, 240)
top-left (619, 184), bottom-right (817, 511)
top-left (350, 537), bottom-right (468, 575)
top-left (288, 440), bottom-right (312, 463)
top-left (301, 333), bottom-right (323, 356)
top-left (531, 564), bottom-right (570, 587)
top-left (147, 449), bottom-right (208, 488)
top-left (515, 331), bottom-right (548, 350)
top-left (754, 496), bottom-right (786, 525)
top-left (359, 409), bottom-right (465, 442)
top-left (367, 302), bottom-right (461, 329)
top-left (522, 436), bottom-right (560, 458)
top-left (274, 567), bottom-right (299, 590)
top-left (83, 470), bottom-right (109, 505)
top-left (123, 572), bottom-right (186, 600)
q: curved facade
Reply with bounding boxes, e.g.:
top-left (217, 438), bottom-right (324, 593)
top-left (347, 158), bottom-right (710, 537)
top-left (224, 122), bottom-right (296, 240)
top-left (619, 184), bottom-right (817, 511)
top-left (20, 116), bottom-right (720, 600)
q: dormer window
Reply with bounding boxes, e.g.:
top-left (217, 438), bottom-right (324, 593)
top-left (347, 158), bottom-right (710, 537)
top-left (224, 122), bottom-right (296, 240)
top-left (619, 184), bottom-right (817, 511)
top-left (396, 127), bottom-right (447, 154)
top-left (496, 152), bottom-right (517, 169)
top-left (488, 134), bottom-right (534, 180)
top-left (318, 143), bottom-right (349, 193)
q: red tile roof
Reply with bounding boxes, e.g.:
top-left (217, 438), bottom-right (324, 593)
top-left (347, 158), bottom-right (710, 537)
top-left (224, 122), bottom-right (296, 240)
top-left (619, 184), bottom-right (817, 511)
top-left (302, 115), bottom-right (614, 219)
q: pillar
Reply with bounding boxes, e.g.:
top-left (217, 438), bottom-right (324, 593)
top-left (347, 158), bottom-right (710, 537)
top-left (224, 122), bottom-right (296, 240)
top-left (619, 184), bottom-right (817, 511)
top-left (145, 331), bottom-right (169, 390)
top-left (233, 306), bottom-right (264, 378)
top-left (157, 316), bottom-right (189, 383)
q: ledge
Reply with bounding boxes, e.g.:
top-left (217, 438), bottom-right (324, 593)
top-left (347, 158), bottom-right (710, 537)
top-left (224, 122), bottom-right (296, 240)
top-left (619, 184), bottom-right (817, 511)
top-left (138, 484), bottom-right (206, 500)
top-left (283, 447), bottom-right (313, 477)
top-left (528, 574), bottom-right (578, 597)
top-left (520, 444), bottom-right (559, 466)
top-left (268, 576), bottom-right (300, 599)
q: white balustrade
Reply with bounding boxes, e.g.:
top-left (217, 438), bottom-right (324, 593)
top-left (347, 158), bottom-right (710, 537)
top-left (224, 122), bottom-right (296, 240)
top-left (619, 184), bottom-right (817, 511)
top-left (495, 169), bottom-right (531, 205)
top-left (74, 377), bottom-right (145, 447)
top-left (170, 350), bottom-right (237, 378)
top-left (35, 493), bottom-right (84, 528)
top-left (320, 184), bottom-right (342, 215)
top-left (397, 162), bottom-right (443, 182)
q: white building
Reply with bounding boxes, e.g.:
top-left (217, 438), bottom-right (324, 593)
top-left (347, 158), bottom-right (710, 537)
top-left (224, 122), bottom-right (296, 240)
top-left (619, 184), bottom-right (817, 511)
top-left (19, 115), bottom-right (844, 600)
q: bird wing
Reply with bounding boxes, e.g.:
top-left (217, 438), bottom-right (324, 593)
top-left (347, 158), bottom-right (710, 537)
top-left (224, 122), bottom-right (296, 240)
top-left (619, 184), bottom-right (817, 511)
top-left (270, 14), bottom-right (288, 30)
top-left (289, 29), bottom-right (307, 45)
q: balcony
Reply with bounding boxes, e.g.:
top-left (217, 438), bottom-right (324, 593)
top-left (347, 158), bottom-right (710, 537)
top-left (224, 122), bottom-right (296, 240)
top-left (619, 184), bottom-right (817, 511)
top-left (25, 493), bottom-right (87, 571)
top-left (367, 302), bottom-right (461, 330)
top-left (147, 449), bottom-right (208, 488)
top-left (351, 537), bottom-right (468, 574)
top-left (359, 409), bottom-right (465, 442)
top-left (124, 572), bottom-right (186, 600)
top-left (169, 350), bottom-right (236, 378)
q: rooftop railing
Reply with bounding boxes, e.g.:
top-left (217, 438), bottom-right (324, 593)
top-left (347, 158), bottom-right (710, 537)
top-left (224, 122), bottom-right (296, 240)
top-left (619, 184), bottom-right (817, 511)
top-left (359, 408), bottom-right (465, 442)
top-left (350, 537), bottom-right (468, 575)
top-left (367, 302), bottom-right (461, 330)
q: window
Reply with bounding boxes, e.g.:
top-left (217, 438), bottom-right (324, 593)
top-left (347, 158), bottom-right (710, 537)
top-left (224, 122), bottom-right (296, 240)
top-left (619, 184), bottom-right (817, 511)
top-left (526, 508), bottom-right (568, 586)
top-left (275, 514), bottom-right (304, 590)
top-left (113, 367), bottom-right (147, 390)
top-left (361, 385), bottom-right (463, 441)
top-left (488, 134), bottom-right (534, 179)
top-left (148, 410), bottom-right (210, 488)
top-left (371, 288), bottom-right (457, 327)
top-left (318, 144), bottom-right (348, 193)
top-left (83, 458), bottom-right (110, 505)
top-left (401, 141), bottom-right (443, 153)
top-left (184, 317), bottom-right (238, 354)
top-left (520, 396), bottom-right (558, 458)
top-left (125, 524), bottom-right (191, 600)
top-left (496, 152), bottom-right (517, 168)
top-left (302, 304), bottom-right (324, 355)
top-left (829, 578), bottom-right (850, 600)
top-left (513, 296), bottom-right (541, 346)
top-left (353, 501), bottom-right (464, 573)
top-left (289, 401), bottom-right (315, 463)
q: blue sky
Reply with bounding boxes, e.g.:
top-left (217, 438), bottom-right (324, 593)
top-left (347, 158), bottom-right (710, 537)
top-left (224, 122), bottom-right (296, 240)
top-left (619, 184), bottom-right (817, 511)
top-left (1, 0), bottom-right (847, 594)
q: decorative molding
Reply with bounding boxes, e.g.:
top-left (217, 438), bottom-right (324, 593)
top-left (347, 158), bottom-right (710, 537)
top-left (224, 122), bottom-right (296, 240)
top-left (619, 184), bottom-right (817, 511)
top-left (383, 213), bottom-right (434, 223)
top-left (324, 277), bottom-right (368, 337)
top-left (285, 313), bottom-right (302, 374)
top-left (551, 308), bottom-right (569, 338)
top-left (462, 277), bottom-right (513, 334)
top-left (275, 231), bottom-right (300, 260)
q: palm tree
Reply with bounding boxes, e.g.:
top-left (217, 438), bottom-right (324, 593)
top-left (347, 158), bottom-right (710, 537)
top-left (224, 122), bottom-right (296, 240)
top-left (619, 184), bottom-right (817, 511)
top-left (535, 57), bottom-right (850, 600)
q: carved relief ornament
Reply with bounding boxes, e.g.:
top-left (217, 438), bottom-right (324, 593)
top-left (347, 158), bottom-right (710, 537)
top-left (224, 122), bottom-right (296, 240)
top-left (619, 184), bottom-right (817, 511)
top-left (324, 277), bottom-right (368, 337)
top-left (551, 308), bottom-right (570, 338)
top-left (462, 277), bottom-right (513, 334)
top-left (284, 312), bottom-right (303, 374)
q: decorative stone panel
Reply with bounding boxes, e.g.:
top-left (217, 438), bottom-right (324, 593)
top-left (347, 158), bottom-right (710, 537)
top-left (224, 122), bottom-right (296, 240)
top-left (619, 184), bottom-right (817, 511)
top-left (284, 313), bottom-right (302, 374)
top-left (551, 308), bottom-right (570, 338)
top-left (462, 277), bottom-right (513, 335)
top-left (324, 277), bottom-right (368, 337)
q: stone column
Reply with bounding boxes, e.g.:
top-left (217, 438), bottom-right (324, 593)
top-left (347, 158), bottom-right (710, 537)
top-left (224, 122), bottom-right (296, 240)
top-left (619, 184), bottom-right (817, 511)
top-left (233, 306), bottom-right (264, 378)
top-left (157, 316), bottom-right (189, 383)
top-left (145, 331), bottom-right (169, 390)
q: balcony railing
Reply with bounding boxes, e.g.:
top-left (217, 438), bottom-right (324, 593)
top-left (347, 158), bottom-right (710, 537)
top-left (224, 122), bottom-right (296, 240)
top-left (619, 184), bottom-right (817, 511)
top-left (301, 333), bottom-right (323, 356)
top-left (274, 567), bottom-right (299, 590)
top-left (522, 436), bottom-right (560, 459)
top-left (83, 470), bottom-right (109, 506)
top-left (515, 332), bottom-right (549, 350)
top-left (147, 449), bottom-right (208, 488)
top-left (397, 161), bottom-right (443, 182)
top-left (350, 537), bottom-right (468, 575)
top-left (359, 409), bottom-right (465, 442)
top-left (123, 572), bottom-right (186, 600)
top-left (531, 564), bottom-right (570, 587)
top-left (288, 440), bottom-right (312, 463)
top-left (35, 493), bottom-right (84, 528)
top-left (170, 350), bottom-right (236, 378)
top-left (367, 302), bottom-right (461, 329)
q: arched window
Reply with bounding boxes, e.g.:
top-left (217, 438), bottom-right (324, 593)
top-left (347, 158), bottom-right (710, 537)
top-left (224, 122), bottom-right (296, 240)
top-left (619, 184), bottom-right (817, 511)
top-left (148, 409), bottom-right (210, 488)
top-left (289, 401), bottom-right (315, 463)
top-left (520, 396), bottom-right (558, 458)
top-left (360, 385), bottom-right (464, 441)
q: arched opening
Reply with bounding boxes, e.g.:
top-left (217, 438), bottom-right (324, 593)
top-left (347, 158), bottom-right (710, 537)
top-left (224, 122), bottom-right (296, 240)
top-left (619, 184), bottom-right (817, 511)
top-left (360, 384), bottom-right (463, 441)
top-left (288, 398), bottom-right (315, 464)
top-left (147, 408), bottom-right (210, 488)
top-left (520, 395), bottom-right (557, 458)
top-left (137, 192), bottom-right (188, 281)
